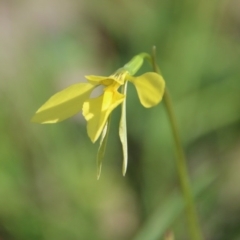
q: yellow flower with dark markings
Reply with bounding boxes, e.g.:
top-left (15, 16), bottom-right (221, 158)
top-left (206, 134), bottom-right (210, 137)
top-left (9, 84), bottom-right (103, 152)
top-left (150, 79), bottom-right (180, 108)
top-left (31, 53), bottom-right (165, 177)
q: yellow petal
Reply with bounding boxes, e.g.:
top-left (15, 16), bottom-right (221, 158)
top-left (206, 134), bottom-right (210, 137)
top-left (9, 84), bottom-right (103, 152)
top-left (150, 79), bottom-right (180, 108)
top-left (130, 72), bottom-right (165, 108)
top-left (86, 71), bottom-right (128, 86)
top-left (101, 90), bottom-right (114, 111)
top-left (31, 83), bottom-right (95, 123)
top-left (85, 75), bottom-right (114, 86)
top-left (83, 90), bottom-right (125, 143)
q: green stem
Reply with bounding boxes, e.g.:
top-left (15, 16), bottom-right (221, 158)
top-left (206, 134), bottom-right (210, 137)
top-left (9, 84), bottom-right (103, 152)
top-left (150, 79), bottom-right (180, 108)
top-left (151, 47), bottom-right (204, 240)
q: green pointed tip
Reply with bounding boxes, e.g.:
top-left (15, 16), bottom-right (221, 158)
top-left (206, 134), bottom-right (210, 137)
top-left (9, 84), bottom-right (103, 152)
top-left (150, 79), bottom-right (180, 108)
top-left (122, 165), bottom-right (127, 176)
top-left (97, 165), bottom-right (102, 180)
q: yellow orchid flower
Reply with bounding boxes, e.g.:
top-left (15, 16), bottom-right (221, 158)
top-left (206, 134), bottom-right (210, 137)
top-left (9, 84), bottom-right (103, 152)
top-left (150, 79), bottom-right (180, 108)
top-left (31, 53), bottom-right (165, 177)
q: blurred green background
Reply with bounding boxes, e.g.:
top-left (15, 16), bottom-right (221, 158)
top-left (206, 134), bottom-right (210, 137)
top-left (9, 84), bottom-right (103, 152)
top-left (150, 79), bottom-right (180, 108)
top-left (1, 0), bottom-right (240, 239)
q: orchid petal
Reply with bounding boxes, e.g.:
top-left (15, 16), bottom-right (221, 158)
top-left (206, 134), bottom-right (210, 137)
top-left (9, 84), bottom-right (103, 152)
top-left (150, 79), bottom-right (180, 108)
top-left (86, 71), bottom-right (128, 86)
top-left (31, 83), bottom-right (95, 123)
top-left (83, 91), bottom-right (125, 143)
top-left (130, 72), bottom-right (165, 108)
top-left (85, 75), bottom-right (114, 86)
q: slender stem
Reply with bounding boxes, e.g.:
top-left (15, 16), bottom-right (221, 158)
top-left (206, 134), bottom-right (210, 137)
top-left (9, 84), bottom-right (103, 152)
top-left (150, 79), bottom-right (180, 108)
top-left (163, 89), bottom-right (203, 240)
top-left (151, 47), bottom-right (204, 240)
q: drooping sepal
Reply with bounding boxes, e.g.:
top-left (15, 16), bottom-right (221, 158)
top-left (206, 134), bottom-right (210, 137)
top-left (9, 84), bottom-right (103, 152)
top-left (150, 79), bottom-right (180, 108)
top-left (96, 118), bottom-right (111, 179)
top-left (119, 82), bottom-right (128, 176)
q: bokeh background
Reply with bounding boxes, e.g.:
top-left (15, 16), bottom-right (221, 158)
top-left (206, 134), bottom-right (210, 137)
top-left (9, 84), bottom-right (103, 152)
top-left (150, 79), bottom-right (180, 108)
top-left (1, 0), bottom-right (240, 239)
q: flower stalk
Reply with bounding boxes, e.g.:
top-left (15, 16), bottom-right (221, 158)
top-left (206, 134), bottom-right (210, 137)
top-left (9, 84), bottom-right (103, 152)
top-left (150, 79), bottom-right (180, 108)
top-left (151, 47), bottom-right (204, 240)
